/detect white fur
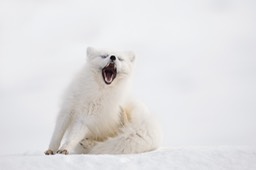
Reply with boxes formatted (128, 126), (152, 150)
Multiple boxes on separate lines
(45, 47), (162, 155)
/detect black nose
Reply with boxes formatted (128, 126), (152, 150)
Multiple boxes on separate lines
(110, 55), (116, 61)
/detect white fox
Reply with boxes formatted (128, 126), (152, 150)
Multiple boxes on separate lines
(45, 47), (162, 155)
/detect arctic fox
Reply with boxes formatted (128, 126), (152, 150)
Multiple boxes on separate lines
(45, 47), (162, 155)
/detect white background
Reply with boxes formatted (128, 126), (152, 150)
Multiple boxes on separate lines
(0, 0), (255, 155)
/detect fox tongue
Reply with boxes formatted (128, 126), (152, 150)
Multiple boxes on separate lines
(102, 62), (117, 85)
(105, 72), (113, 83)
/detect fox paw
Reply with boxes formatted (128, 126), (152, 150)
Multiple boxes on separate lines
(45, 149), (54, 155)
(57, 149), (69, 155)
(80, 138), (97, 149)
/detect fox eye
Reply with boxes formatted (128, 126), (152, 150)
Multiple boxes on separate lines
(101, 55), (108, 59)
(118, 57), (124, 61)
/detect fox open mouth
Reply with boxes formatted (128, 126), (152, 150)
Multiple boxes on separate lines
(102, 62), (117, 85)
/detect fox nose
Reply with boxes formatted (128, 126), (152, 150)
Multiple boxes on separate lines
(110, 55), (116, 61)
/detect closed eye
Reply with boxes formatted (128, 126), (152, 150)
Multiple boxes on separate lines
(101, 55), (108, 59)
(118, 57), (124, 61)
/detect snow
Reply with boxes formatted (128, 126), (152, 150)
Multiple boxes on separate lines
(1, 147), (256, 170)
(0, 0), (256, 169)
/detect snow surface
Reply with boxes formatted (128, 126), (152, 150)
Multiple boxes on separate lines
(1, 147), (256, 170)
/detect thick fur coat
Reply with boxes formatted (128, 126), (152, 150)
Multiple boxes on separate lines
(45, 47), (162, 155)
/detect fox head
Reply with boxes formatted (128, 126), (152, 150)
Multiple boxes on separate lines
(86, 47), (135, 86)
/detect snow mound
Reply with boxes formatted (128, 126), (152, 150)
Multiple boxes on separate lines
(1, 147), (256, 170)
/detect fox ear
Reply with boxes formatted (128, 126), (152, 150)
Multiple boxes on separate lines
(87, 47), (97, 59)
